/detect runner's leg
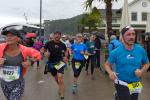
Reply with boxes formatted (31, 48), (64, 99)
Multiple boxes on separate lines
(115, 84), (131, 100)
(57, 73), (65, 98)
(131, 93), (139, 100)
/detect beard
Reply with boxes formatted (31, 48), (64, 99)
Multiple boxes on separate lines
(54, 37), (60, 41)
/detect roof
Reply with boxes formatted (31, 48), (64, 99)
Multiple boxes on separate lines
(129, 0), (150, 7)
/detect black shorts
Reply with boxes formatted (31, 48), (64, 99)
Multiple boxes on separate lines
(72, 59), (84, 77)
(115, 84), (139, 100)
(48, 62), (65, 77)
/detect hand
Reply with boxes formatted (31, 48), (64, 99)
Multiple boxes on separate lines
(22, 61), (30, 68)
(63, 57), (68, 63)
(108, 72), (117, 81)
(44, 51), (50, 58)
(135, 69), (143, 77)
(0, 58), (6, 66)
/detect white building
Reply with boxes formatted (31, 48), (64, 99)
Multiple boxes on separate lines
(99, 0), (150, 43)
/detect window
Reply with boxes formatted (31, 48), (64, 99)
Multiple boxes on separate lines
(142, 12), (147, 21)
(112, 19), (117, 23)
(131, 12), (137, 21)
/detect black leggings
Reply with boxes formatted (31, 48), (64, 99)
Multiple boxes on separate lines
(85, 55), (96, 75)
(115, 84), (139, 100)
(72, 59), (84, 77)
(95, 50), (100, 67)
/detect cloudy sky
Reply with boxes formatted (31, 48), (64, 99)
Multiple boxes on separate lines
(0, 0), (133, 27)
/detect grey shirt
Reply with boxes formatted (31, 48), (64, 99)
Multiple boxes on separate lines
(1, 52), (24, 84)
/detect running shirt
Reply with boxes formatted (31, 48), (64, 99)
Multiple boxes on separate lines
(108, 44), (149, 82)
(71, 43), (87, 60)
(108, 39), (121, 55)
(1, 53), (24, 84)
(86, 41), (95, 54)
(44, 40), (67, 63)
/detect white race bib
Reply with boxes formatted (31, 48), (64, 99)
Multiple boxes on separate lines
(54, 61), (65, 70)
(84, 54), (89, 60)
(114, 79), (143, 94)
(75, 62), (81, 69)
(128, 82), (143, 94)
(0, 66), (21, 82)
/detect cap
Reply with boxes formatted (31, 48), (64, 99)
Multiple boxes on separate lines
(76, 33), (82, 37)
(121, 26), (134, 35)
(1, 29), (21, 38)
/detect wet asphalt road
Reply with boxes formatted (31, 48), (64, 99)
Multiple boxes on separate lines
(0, 59), (150, 100)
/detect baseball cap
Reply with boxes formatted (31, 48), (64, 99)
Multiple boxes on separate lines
(1, 29), (21, 38)
(76, 33), (82, 37)
(121, 26), (134, 35)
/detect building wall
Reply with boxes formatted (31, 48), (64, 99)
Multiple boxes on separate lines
(129, 0), (150, 25)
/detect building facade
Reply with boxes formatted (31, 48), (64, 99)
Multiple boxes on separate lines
(99, 0), (150, 43)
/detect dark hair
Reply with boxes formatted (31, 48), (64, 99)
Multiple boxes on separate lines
(54, 31), (61, 35)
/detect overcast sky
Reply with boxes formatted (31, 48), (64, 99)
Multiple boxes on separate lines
(0, 0), (133, 27)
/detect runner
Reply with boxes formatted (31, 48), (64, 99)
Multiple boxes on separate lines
(104, 26), (149, 100)
(108, 35), (121, 55)
(41, 31), (68, 100)
(70, 33), (88, 94)
(32, 38), (43, 68)
(93, 33), (101, 69)
(85, 34), (96, 80)
(0, 29), (41, 100)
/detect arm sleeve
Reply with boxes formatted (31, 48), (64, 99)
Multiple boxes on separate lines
(27, 47), (42, 60)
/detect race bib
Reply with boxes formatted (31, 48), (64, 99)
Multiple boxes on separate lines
(75, 62), (81, 69)
(90, 45), (94, 48)
(128, 82), (143, 94)
(0, 66), (21, 82)
(54, 61), (65, 70)
(84, 54), (89, 60)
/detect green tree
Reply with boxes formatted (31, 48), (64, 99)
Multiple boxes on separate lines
(85, 0), (118, 39)
(80, 7), (103, 33)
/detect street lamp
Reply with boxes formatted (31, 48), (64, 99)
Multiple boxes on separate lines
(39, 0), (42, 38)
(23, 13), (28, 24)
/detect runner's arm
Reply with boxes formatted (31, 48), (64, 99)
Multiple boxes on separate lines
(104, 61), (117, 81)
(40, 43), (50, 58)
(63, 45), (69, 63)
(141, 63), (150, 72)
(104, 61), (113, 74)
(135, 63), (150, 77)
(0, 58), (6, 66)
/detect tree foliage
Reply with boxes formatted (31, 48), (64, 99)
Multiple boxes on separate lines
(80, 7), (103, 32)
(84, 0), (118, 40)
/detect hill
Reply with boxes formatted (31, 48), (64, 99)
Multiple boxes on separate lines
(44, 14), (84, 34)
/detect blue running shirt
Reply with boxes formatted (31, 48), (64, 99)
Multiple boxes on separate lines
(108, 44), (149, 82)
(71, 43), (87, 60)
